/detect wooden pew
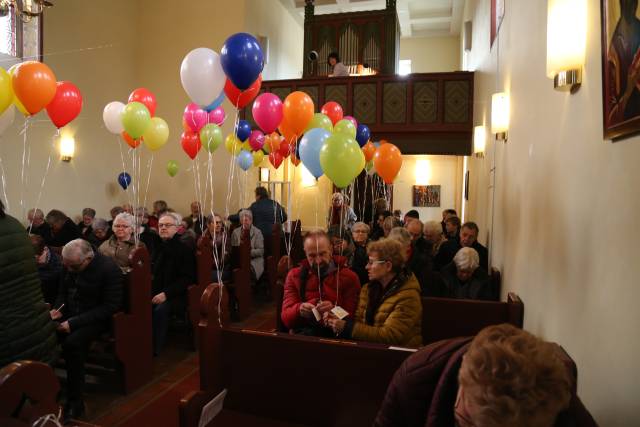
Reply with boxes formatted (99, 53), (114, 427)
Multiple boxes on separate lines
(421, 292), (523, 345)
(265, 223), (282, 300)
(111, 246), (153, 393)
(230, 227), (252, 319)
(179, 284), (413, 427)
(0, 361), (60, 426)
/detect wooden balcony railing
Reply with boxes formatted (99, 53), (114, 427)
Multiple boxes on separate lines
(241, 71), (474, 155)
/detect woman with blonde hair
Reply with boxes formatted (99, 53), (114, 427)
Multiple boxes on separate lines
(326, 238), (422, 347)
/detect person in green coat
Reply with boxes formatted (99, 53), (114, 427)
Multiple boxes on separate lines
(0, 199), (57, 367)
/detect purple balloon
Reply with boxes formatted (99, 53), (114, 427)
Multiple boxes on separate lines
(208, 107), (225, 125)
(252, 93), (283, 134)
(183, 103), (208, 132)
(249, 130), (265, 151)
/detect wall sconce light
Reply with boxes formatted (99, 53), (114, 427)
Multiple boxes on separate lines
(491, 92), (510, 141)
(473, 125), (486, 157)
(59, 135), (75, 162)
(546, 0), (586, 93)
(259, 167), (270, 182)
(415, 158), (431, 185)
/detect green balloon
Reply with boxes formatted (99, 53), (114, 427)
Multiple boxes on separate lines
(319, 133), (365, 188)
(333, 119), (356, 139)
(167, 160), (178, 177)
(200, 123), (223, 153)
(122, 101), (151, 139)
(305, 113), (333, 133)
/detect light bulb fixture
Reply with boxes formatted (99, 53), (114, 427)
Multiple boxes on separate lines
(259, 167), (270, 183)
(59, 135), (75, 162)
(491, 92), (510, 142)
(473, 125), (486, 158)
(546, 0), (586, 93)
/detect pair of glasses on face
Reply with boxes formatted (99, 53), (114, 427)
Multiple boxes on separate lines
(158, 223), (176, 229)
(366, 259), (387, 266)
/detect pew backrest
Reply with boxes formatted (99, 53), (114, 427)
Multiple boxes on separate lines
(196, 234), (214, 288)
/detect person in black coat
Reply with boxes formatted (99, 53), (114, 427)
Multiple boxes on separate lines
(151, 213), (196, 355)
(52, 239), (123, 419)
(77, 208), (95, 238)
(435, 221), (488, 272)
(30, 234), (63, 305)
(45, 209), (81, 247)
(440, 247), (494, 300)
(249, 186), (286, 256)
(27, 207), (51, 238)
(350, 222), (370, 286)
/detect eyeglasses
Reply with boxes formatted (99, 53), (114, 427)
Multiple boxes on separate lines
(158, 223), (177, 228)
(352, 230), (367, 233)
(113, 224), (130, 229)
(366, 259), (387, 265)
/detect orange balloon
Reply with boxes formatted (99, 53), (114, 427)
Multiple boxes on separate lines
(11, 61), (57, 115)
(264, 132), (281, 153)
(278, 118), (298, 145)
(362, 141), (376, 162)
(121, 131), (142, 148)
(282, 91), (314, 136)
(373, 143), (402, 184)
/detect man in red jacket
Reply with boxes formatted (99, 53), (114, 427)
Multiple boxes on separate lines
(281, 230), (361, 336)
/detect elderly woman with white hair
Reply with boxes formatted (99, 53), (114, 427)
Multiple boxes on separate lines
(328, 192), (357, 230)
(440, 247), (494, 300)
(99, 212), (145, 273)
(231, 209), (264, 280)
(423, 220), (446, 257)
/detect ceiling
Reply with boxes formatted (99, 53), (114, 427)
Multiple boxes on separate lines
(283, 0), (464, 38)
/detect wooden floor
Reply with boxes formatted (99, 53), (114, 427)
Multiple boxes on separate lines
(80, 299), (277, 427)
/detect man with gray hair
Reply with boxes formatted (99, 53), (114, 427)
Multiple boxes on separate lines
(45, 209), (81, 247)
(440, 247), (494, 300)
(231, 209), (264, 280)
(87, 218), (109, 248)
(51, 238), (122, 419)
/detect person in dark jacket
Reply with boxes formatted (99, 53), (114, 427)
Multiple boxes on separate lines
(374, 324), (597, 427)
(30, 234), (63, 305)
(435, 221), (488, 272)
(350, 222), (370, 286)
(249, 186), (286, 255)
(151, 213), (196, 355)
(86, 218), (110, 249)
(77, 208), (95, 238)
(440, 247), (495, 300)
(27, 207), (50, 238)
(45, 209), (81, 247)
(0, 199), (58, 369)
(52, 238), (123, 420)
(405, 220), (434, 291)
(440, 208), (457, 235)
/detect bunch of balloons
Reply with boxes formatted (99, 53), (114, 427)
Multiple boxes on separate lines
(0, 61), (83, 134)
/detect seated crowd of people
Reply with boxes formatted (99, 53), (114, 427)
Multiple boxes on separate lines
(1, 189), (582, 426)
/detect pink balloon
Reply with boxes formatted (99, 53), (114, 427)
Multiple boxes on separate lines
(343, 115), (358, 129)
(249, 130), (265, 151)
(252, 93), (283, 134)
(208, 106), (225, 125)
(183, 103), (208, 132)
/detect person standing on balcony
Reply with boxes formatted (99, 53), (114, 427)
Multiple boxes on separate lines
(328, 52), (349, 77)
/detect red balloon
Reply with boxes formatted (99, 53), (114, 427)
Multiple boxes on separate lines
(225, 75), (262, 109)
(278, 140), (291, 158)
(128, 88), (157, 117)
(121, 131), (142, 149)
(46, 81), (82, 128)
(321, 101), (344, 125)
(269, 151), (283, 169)
(181, 131), (201, 159)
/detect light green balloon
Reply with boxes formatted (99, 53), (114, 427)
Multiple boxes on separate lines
(333, 119), (356, 139)
(305, 113), (333, 133)
(167, 160), (178, 177)
(319, 133), (365, 188)
(122, 101), (151, 139)
(200, 123), (223, 153)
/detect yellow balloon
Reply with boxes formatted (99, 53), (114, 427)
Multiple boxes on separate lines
(143, 117), (170, 151)
(225, 134), (241, 155)
(252, 150), (264, 166)
(8, 65), (28, 116)
(241, 140), (252, 152)
(0, 68), (13, 114)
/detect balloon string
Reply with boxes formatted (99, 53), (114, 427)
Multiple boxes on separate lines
(0, 153), (9, 213)
(28, 129), (58, 234)
(19, 117), (29, 222)
(118, 138), (133, 210)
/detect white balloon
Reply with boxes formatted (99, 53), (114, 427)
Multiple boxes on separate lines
(103, 101), (125, 134)
(180, 48), (226, 107)
(0, 105), (15, 135)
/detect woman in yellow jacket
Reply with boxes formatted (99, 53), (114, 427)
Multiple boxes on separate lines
(327, 238), (422, 347)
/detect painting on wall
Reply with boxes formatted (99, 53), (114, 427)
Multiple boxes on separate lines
(413, 185), (440, 208)
(490, 0), (505, 47)
(601, 0), (640, 140)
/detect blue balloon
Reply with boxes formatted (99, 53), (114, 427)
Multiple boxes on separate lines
(236, 150), (254, 171)
(356, 124), (371, 147)
(299, 128), (331, 179)
(220, 32), (264, 90)
(118, 172), (131, 190)
(203, 91), (225, 112)
(236, 120), (251, 142)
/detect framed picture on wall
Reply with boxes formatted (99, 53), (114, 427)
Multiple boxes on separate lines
(490, 0), (505, 47)
(601, 0), (640, 140)
(413, 185), (441, 208)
